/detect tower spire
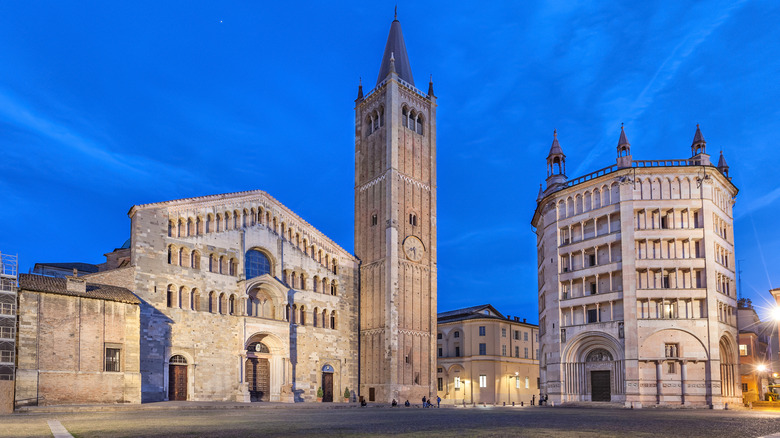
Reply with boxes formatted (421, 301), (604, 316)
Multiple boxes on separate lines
(546, 129), (567, 188)
(376, 14), (414, 86)
(691, 123), (706, 156)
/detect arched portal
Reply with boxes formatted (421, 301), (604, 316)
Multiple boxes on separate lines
(561, 332), (625, 403)
(322, 364), (335, 402)
(245, 341), (271, 402)
(168, 355), (188, 401)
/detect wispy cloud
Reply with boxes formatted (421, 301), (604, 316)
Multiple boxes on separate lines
(736, 184), (780, 219)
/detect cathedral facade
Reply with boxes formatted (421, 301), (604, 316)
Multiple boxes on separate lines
(533, 126), (740, 408)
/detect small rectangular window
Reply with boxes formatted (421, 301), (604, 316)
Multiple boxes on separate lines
(524, 332), (528, 341)
(502, 345), (507, 356)
(454, 376), (461, 390)
(516, 377), (520, 389)
(515, 346), (519, 358)
(437, 367), (443, 373)
(739, 344), (748, 356)
(455, 346), (460, 357)
(437, 333), (442, 339)
(438, 348), (443, 357)
(479, 375), (487, 388)
(524, 347), (528, 359)
(501, 328), (506, 337)
(514, 330), (519, 340)
(437, 378), (443, 391)
(525, 377), (530, 389)
(479, 326), (486, 336)
(667, 362), (676, 374)
(587, 309), (598, 323)
(479, 343), (486, 355)
(105, 348), (121, 372)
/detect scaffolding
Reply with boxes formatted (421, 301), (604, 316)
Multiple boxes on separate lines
(0, 252), (18, 381)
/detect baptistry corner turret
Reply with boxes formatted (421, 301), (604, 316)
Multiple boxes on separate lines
(616, 124), (633, 169)
(718, 150), (730, 179)
(546, 129), (567, 189)
(690, 124), (711, 165)
(427, 74), (435, 99)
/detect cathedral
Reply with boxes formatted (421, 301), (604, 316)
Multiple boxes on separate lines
(533, 126), (740, 408)
(11, 15), (436, 405)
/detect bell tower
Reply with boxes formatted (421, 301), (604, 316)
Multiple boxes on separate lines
(354, 13), (437, 403)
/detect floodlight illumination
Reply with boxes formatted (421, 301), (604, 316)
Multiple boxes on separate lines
(757, 364), (767, 372)
(771, 306), (780, 322)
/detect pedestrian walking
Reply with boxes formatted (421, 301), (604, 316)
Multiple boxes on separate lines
(437, 396), (441, 408)
(531, 394), (535, 406)
(422, 395), (427, 408)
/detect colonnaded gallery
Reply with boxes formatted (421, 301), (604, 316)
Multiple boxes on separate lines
(533, 126), (740, 408)
(11, 15), (437, 405)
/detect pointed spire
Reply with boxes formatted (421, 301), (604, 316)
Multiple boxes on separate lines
(537, 183), (544, 202)
(618, 123), (629, 148)
(427, 74), (435, 97)
(547, 129), (565, 158)
(691, 123), (706, 156)
(376, 13), (414, 86)
(718, 150), (728, 168)
(356, 77), (363, 101)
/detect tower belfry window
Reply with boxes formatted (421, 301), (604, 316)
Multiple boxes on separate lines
(409, 214), (417, 226)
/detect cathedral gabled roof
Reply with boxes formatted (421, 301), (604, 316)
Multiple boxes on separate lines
(376, 15), (414, 86)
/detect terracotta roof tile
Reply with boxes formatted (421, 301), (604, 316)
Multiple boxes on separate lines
(19, 274), (140, 305)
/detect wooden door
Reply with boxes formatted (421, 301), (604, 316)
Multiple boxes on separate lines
(322, 373), (333, 402)
(168, 365), (187, 401)
(591, 370), (611, 402)
(246, 358), (270, 402)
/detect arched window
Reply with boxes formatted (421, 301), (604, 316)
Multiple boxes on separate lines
(409, 213), (417, 226)
(229, 295), (235, 315)
(208, 291), (215, 313)
(178, 286), (186, 309)
(416, 115), (423, 135)
(331, 280), (337, 296)
(196, 217), (202, 235)
(191, 251), (200, 270)
(219, 293), (225, 314)
(167, 246), (173, 264)
(168, 220), (175, 237)
(247, 342), (269, 353)
(402, 107), (408, 128)
(178, 219), (184, 237)
(330, 311), (336, 330)
(313, 307), (319, 327)
(454, 331), (460, 338)
(216, 214), (222, 232)
(191, 289), (199, 311)
(229, 258), (237, 276)
(313, 276), (319, 292)
(187, 218), (193, 236)
(167, 285), (175, 308)
(322, 309), (328, 328)
(170, 355), (187, 365)
(206, 215), (213, 233)
(245, 250), (271, 280)
(299, 306), (306, 326)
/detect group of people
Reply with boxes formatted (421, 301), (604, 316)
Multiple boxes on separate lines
(390, 395), (441, 408)
(531, 394), (549, 406)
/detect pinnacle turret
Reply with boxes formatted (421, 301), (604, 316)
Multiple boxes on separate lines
(691, 124), (706, 156)
(617, 124), (632, 168)
(718, 150), (730, 178)
(546, 130), (567, 185)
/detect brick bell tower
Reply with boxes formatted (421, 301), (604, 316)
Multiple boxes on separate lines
(354, 12), (437, 403)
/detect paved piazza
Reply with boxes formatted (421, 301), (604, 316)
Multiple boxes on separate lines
(2, 404), (780, 437)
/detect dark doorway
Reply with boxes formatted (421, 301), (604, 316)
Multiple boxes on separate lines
(369, 387), (376, 401)
(246, 358), (270, 402)
(168, 364), (187, 401)
(591, 370), (611, 402)
(322, 372), (334, 402)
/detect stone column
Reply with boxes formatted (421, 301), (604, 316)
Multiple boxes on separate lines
(656, 361), (663, 404)
(681, 360), (687, 405)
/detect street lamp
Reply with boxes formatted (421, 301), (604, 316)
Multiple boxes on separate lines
(771, 307), (780, 322)
(757, 364), (767, 373)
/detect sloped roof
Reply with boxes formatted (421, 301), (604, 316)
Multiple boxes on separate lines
(618, 126), (629, 147)
(692, 124), (706, 146)
(19, 274), (140, 305)
(438, 304), (504, 323)
(33, 262), (99, 273)
(547, 130), (565, 158)
(376, 18), (414, 86)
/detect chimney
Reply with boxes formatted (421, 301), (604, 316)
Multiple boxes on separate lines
(514, 317), (520, 322)
(66, 275), (87, 293)
(506, 315), (511, 320)
(523, 318), (527, 323)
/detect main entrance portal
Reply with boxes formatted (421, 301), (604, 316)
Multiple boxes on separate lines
(246, 357), (270, 402)
(322, 364), (334, 402)
(591, 370), (611, 402)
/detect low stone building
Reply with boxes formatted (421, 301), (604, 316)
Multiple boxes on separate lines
(437, 305), (539, 406)
(14, 274), (141, 406)
(738, 299), (773, 403)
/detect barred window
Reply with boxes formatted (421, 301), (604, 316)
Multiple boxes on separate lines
(105, 348), (121, 372)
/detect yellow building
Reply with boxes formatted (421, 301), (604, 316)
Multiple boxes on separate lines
(437, 305), (539, 406)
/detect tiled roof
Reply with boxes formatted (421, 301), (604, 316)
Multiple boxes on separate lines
(19, 274), (140, 305)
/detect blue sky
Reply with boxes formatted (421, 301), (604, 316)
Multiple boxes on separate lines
(1, 1), (779, 322)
